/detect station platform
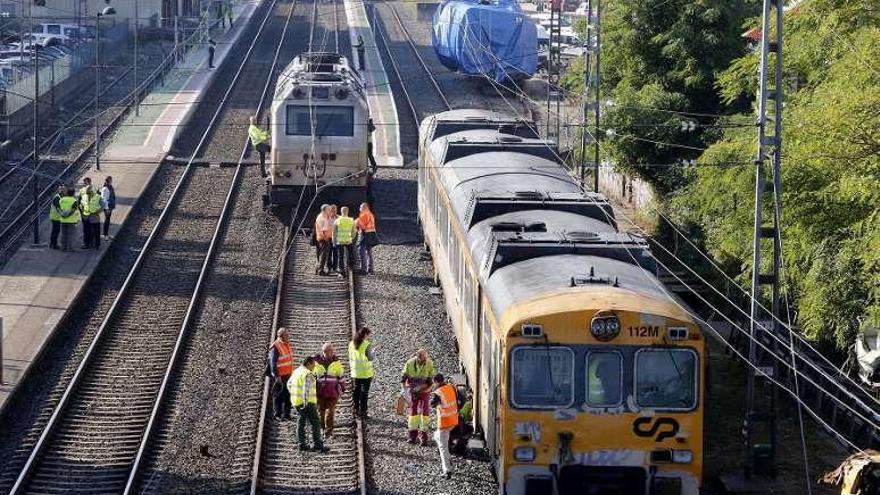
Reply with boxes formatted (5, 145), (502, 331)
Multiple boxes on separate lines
(0, 0), (260, 413)
(345, 0), (403, 167)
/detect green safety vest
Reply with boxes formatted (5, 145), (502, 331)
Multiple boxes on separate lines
(348, 340), (374, 379)
(49, 193), (61, 222)
(80, 192), (101, 216)
(334, 216), (355, 245)
(403, 357), (435, 381)
(460, 400), (473, 423)
(248, 124), (269, 146)
(288, 366), (317, 407)
(314, 359), (345, 378)
(58, 196), (80, 224)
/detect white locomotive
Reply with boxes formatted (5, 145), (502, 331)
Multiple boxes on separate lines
(265, 52), (372, 220)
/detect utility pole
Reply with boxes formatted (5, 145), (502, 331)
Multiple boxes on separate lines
(745, 0), (784, 480)
(134, 0), (140, 116)
(546, 0), (561, 141)
(592, 0), (600, 193)
(32, 46), (40, 245)
(578, 0), (592, 185)
(578, 0), (601, 191)
(94, 14), (101, 171)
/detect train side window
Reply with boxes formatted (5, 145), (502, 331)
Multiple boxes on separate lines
(586, 351), (623, 407)
(634, 349), (698, 411)
(510, 347), (574, 409)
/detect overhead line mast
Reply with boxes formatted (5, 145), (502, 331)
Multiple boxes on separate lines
(745, 0), (785, 478)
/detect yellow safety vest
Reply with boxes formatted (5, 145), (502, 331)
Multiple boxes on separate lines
(248, 124), (269, 146)
(403, 357), (435, 381)
(59, 196), (80, 224)
(80, 192), (101, 216)
(288, 366), (317, 407)
(49, 194), (61, 221)
(334, 216), (355, 245)
(314, 359), (345, 378)
(348, 340), (374, 379)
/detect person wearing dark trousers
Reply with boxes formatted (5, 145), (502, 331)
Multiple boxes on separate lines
(289, 356), (329, 452)
(79, 177), (92, 248)
(227, 4), (234, 29)
(348, 327), (374, 418)
(354, 35), (366, 71)
(80, 185), (103, 250)
(100, 176), (115, 239)
(268, 327), (294, 420)
(248, 115), (270, 177)
(207, 39), (216, 69)
(49, 184), (65, 249)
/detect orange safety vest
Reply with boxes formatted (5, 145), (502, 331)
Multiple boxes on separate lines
(315, 213), (334, 241)
(272, 339), (294, 377)
(356, 210), (376, 232)
(435, 384), (459, 430)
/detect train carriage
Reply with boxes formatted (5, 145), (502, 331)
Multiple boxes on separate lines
(265, 52), (372, 221)
(418, 109), (706, 495)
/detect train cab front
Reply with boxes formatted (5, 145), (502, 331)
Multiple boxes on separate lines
(500, 307), (705, 495)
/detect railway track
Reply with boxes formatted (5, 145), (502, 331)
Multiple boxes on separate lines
(5, 1), (284, 492)
(251, 230), (365, 495)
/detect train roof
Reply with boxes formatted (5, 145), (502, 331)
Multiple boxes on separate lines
(421, 110), (539, 142)
(485, 254), (670, 319)
(275, 52), (365, 101)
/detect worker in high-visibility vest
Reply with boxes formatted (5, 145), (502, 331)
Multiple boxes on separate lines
(349, 326), (374, 418)
(401, 349), (436, 445)
(430, 374), (459, 479)
(78, 177), (93, 248)
(355, 202), (378, 275)
(248, 115), (270, 177)
(332, 206), (357, 275)
(58, 187), (81, 252)
(314, 342), (345, 436)
(268, 327), (294, 420)
(80, 184), (104, 250)
(288, 356), (329, 452)
(49, 184), (65, 250)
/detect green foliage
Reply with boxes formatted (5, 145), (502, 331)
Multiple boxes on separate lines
(673, 12), (880, 351)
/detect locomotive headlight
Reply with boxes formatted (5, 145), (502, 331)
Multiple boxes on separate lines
(514, 447), (536, 462)
(672, 450), (693, 463)
(590, 312), (620, 342)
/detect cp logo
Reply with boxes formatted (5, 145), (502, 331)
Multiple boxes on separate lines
(632, 417), (680, 442)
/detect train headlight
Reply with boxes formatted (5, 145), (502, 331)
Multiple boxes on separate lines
(672, 450), (693, 463)
(590, 311), (620, 342)
(514, 447), (536, 462)
(335, 87), (349, 100)
(292, 86), (305, 99)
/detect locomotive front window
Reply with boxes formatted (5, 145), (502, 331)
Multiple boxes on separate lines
(511, 347), (574, 409)
(286, 105), (354, 137)
(635, 349), (697, 410)
(586, 351), (622, 407)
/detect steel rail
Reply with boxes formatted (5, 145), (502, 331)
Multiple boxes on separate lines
(8, 0), (281, 492)
(125, 0), (297, 488)
(384, 2), (451, 111)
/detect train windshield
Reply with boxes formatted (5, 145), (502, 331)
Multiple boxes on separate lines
(586, 351), (622, 406)
(286, 104), (354, 137)
(635, 349), (697, 410)
(510, 347), (574, 408)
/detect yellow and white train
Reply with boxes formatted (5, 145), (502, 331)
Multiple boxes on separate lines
(418, 109), (706, 495)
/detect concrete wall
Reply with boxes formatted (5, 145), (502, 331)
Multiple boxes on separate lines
(598, 164), (658, 222)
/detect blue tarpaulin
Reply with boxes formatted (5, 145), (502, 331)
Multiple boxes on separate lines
(432, 0), (538, 83)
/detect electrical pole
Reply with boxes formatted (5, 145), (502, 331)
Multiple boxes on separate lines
(134, 0), (140, 117)
(578, 0), (592, 185)
(546, 0), (561, 141)
(745, 0), (784, 479)
(578, 0), (601, 192)
(592, 0), (600, 193)
(32, 45), (39, 244)
(94, 14), (101, 171)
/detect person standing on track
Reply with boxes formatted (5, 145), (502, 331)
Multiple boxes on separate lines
(356, 202), (377, 275)
(401, 349), (436, 445)
(314, 342), (345, 437)
(354, 35), (366, 71)
(328, 205), (339, 271)
(268, 327), (294, 420)
(49, 184), (65, 250)
(332, 206), (356, 276)
(100, 176), (115, 240)
(348, 326), (374, 418)
(289, 356), (330, 453)
(248, 115), (271, 178)
(314, 204), (334, 275)
(431, 374), (459, 479)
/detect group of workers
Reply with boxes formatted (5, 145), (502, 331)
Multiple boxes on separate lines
(267, 326), (472, 478)
(314, 202), (377, 276)
(48, 176), (116, 252)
